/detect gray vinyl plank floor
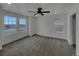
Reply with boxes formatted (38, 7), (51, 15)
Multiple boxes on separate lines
(0, 36), (76, 56)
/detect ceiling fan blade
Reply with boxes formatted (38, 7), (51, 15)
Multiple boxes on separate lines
(34, 13), (38, 15)
(42, 11), (50, 13)
(40, 13), (44, 16)
(28, 11), (36, 13)
(34, 13), (44, 16)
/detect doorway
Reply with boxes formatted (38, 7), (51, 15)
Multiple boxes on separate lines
(71, 13), (76, 48)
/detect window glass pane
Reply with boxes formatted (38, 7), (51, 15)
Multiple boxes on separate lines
(4, 16), (8, 24)
(9, 16), (11, 24)
(19, 17), (27, 31)
(19, 18), (26, 25)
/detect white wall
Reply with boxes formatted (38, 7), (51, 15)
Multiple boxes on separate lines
(76, 5), (79, 56)
(28, 16), (37, 36)
(36, 14), (67, 40)
(0, 9), (3, 50)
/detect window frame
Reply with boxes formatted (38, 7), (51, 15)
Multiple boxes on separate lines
(3, 15), (17, 32)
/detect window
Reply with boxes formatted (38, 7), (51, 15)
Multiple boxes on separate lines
(4, 16), (16, 32)
(19, 17), (26, 31)
(54, 18), (64, 32)
(3, 16), (27, 32)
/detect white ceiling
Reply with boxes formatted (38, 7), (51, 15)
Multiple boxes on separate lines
(0, 3), (78, 16)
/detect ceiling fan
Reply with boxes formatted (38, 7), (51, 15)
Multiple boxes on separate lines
(28, 7), (50, 16)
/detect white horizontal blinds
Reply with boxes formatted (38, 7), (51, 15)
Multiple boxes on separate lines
(54, 18), (64, 32)
(4, 15), (17, 32)
(4, 16), (16, 25)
